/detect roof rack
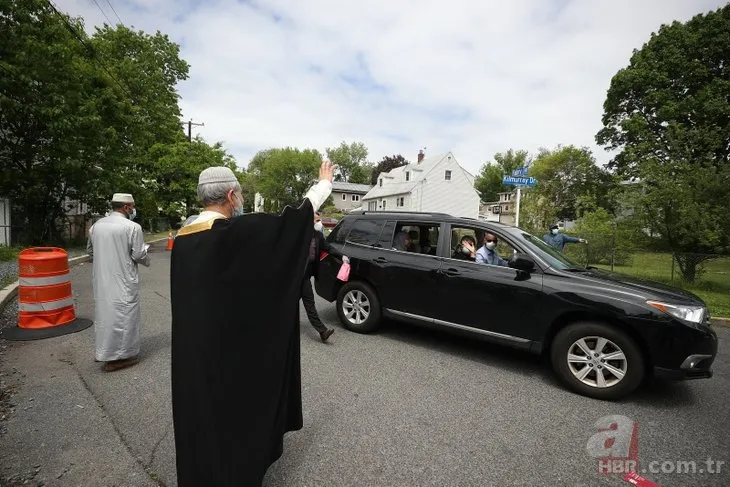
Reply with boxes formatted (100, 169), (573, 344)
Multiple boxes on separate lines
(349, 210), (454, 218)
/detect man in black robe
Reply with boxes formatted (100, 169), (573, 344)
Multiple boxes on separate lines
(170, 161), (334, 486)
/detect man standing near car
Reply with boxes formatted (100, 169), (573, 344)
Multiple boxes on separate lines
(170, 161), (334, 486)
(543, 224), (587, 252)
(302, 211), (335, 342)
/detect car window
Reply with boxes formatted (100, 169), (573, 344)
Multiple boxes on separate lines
(389, 222), (440, 255)
(346, 219), (385, 246)
(328, 218), (354, 244)
(519, 232), (580, 270)
(378, 221), (396, 248)
(448, 226), (517, 267)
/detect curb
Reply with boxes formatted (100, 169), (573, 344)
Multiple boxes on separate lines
(0, 237), (168, 312)
(711, 317), (730, 328)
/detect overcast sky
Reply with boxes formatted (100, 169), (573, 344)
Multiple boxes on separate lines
(55, 0), (725, 175)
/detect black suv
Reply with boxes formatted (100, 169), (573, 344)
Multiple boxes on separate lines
(315, 211), (718, 400)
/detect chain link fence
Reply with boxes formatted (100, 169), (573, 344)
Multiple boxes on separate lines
(558, 231), (730, 317)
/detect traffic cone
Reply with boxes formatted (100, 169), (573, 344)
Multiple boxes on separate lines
(166, 231), (174, 251)
(1, 247), (93, 341)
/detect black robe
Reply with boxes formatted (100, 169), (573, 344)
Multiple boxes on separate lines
(170, 200), (314, 486)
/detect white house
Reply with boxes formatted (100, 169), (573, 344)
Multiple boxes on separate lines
(331, 182), (373, 213)
(362, 151), (480, 218)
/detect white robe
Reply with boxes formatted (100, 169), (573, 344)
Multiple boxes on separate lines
(87, 212), (150, 361)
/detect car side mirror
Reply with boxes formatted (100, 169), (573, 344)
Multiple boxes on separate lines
(509, 253), (535, 272)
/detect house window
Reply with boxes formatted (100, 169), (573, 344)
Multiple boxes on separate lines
(352, 195), (359, 202)
(382, 200), (387, 209)
(342, 194), (347, 201)
(405, 172), (410, 182)
(505, 205), (509, 212)
(379, 179), (383, 187)
(368, 201), (377, 211)
(397, 197), (405, 207)
(445, 170), (452, 181)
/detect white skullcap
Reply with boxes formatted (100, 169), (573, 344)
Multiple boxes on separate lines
(198, 166), (238, 185)
(112, 193), (135, 204)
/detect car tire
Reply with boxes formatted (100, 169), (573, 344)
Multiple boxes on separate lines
(336, 281), (381, 333)
(550, 322), (645, 400)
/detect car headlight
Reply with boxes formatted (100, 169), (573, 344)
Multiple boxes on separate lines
(647, 300), (706, 324)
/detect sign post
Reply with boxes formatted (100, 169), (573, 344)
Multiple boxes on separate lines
(502, 168), (536, 228)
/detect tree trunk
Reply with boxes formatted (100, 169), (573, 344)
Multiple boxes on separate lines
(674, 253), (712, 283)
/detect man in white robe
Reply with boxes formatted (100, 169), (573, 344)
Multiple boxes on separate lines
(87, 193), (150, 371)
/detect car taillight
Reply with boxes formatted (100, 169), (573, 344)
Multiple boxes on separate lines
(319, 251), (328, 261)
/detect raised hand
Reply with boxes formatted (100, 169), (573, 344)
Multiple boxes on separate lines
(319, 160), (335, 183)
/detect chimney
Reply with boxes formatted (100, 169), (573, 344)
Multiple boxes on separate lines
(417, 149), (425, 163)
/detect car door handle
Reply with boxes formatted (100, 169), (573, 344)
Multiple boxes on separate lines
(441, 268), (460, 277)
(374, 257), (388, 264)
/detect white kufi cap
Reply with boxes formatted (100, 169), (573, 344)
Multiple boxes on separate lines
(198, 166), (238, 185)
(112, 193), (135, 204)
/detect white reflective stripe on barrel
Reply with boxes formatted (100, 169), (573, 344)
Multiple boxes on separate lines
(19, 273), (70, 287)
(18, 297), (75, 312)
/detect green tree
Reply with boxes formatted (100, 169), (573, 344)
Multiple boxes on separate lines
(148, 136), (237, 221)
(325, 141), (371, 184)
(474, 149), (530, 202)
(0, 0), (189, 244)
(527, 145), (616, 223)
(595, 4), (730, 282)
(371, 154), (408, 185)
(248, 147), (322, 208)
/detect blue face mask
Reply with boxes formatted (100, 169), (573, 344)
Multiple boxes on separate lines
(129, 208), (137, 220)
(231, 195), (244, 218)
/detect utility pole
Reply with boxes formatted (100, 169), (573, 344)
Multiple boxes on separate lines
(182, 119), (204, 141)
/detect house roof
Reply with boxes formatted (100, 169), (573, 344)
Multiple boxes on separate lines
(331, 181), (373, 194)
(363, 152), (460, 200)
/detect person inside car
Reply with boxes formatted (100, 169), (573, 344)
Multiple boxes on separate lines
(393, 231), (411, 251)
(476, 232), (508, 267)
(454, 235), (477, 261)
(407, 230), (421, 253)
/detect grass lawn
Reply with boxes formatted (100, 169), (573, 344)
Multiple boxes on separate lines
(593, 252), (730, 318)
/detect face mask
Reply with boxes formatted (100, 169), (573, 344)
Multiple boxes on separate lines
(485, 242), (496, 250)
(231, 195), (244, 217)
(551, 228), (559, 235)
(129, 208), (137, 220)
(314, 222), (323, 232)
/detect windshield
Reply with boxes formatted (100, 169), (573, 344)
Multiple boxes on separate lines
(517, 232), (584, 270)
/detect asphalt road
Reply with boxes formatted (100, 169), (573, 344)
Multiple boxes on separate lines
(1, 243), (729, 487)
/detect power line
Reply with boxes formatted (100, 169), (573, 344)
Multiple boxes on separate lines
(105, 0), (124, 26)
(43, 0), (135, 103)
(91, 0), (113, 26)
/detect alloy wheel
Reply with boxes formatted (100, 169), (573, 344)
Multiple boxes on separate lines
(342, 290), (370, 325)
(566, 336), (628, 388)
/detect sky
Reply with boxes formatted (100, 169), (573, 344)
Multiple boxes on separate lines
(56, 0), (726, 175)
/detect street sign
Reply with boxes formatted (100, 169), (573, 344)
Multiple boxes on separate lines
(512, 167), (529, 177)
(502, 175), (537, 187)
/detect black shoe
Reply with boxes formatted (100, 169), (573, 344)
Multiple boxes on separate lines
(319, 328), (334, 343)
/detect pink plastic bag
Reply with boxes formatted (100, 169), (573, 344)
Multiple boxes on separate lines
(336, 256), (351, 281)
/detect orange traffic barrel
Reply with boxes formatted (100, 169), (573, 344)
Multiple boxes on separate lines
(166, 232), (174, 251)
(1, 247), (92, 341)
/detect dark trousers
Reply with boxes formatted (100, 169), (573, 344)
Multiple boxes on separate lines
(301, 272), (327, 333)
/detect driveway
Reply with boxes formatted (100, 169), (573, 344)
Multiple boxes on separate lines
(1, 242), (728, 486)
